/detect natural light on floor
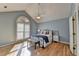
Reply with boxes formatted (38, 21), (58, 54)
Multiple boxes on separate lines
(7, 41), (31, 56)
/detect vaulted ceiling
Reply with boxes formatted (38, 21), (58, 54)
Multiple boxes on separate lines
(0, 3), (72, 23)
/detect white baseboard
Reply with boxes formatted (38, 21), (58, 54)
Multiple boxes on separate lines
(54, 40), (69, 45)
(0, 39), (27, 47)
(59, 41), (69, 45)
(0, 41), (16, 47)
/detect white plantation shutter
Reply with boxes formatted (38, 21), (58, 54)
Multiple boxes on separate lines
(16, 16), (30, 40)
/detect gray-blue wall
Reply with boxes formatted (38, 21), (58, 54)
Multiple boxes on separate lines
(38, 17), (69, 43)
(24, 12), (38, 35)
(0, 11), (37, 46)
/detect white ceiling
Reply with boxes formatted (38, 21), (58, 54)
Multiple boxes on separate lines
(0, 3), (72, 23)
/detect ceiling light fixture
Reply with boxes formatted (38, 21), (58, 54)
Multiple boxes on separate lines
(36, 3), (41, 20)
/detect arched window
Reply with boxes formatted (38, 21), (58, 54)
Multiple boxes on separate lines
(16, 16), (30, 40)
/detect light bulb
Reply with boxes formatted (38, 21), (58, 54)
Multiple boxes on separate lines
(36, 16), (41, 19)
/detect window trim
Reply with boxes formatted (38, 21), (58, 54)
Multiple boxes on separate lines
(16, 16), (30, 41)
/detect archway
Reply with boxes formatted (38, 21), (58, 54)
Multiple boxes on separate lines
(16, 16), (30, 40)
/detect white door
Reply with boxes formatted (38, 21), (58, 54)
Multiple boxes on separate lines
(69, 16), (74, 54)
(69, 14), (77, 55)
(73, 15), (77, 55)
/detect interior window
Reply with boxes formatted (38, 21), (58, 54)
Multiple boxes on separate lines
(16, 16), (30, 40)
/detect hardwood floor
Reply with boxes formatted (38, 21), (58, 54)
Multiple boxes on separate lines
(0, 44), (14, 56)
(0, 41), (73, 56)
(31, 42), (73, 56)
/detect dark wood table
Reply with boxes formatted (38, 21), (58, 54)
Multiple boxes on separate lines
(35, 41), (40, 49)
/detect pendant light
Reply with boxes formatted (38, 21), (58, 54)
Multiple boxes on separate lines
(36, 3), (41, 20)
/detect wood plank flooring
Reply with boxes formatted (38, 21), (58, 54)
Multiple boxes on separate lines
(0, 41), (73, 56)
(31, 42), (73, 56)
(0, 44), (14, 56)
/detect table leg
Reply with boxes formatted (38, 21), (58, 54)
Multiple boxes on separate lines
(35, 43), (36, 49)
(39, 41), (40, 48)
